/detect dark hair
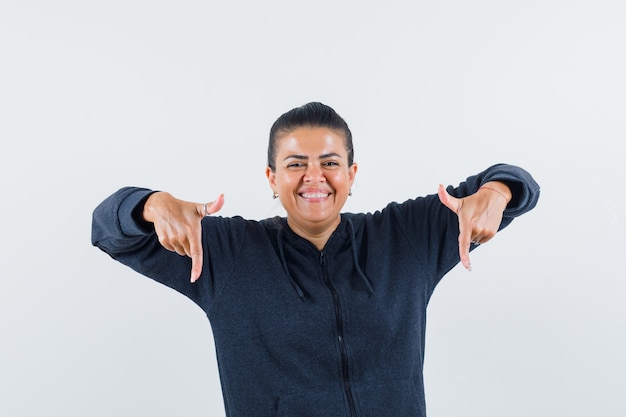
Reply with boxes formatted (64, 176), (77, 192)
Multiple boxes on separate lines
(267, 102), (354, 171)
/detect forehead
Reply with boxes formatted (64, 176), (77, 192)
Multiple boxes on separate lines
(276, 127), (347, 156)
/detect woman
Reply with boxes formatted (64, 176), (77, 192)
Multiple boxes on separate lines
(92, 102), (540, 417)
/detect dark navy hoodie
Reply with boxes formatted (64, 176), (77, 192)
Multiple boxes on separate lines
(92, 164), (540, 417)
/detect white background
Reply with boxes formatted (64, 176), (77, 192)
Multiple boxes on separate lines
(1, 0), (625, 416)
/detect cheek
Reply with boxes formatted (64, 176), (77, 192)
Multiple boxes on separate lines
(330, 171), (352, 188)
(276, 172), (299, 190)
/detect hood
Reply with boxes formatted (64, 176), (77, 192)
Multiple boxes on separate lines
(274, 216), (375, 300)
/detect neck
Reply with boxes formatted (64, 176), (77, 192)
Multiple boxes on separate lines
(286, 216), (341, 250)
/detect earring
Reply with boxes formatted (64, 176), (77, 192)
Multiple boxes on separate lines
(348, 189), (352, 197)
(272, 192), (279, 199)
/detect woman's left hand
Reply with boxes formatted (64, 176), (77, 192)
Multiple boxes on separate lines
(438, 181), (511, 271)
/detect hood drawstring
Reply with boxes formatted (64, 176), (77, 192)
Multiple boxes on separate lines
(347, 218), (375, 297)
(276, 227), (305, 300)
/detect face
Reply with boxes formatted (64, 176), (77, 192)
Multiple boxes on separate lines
(266, 126), (357, 238)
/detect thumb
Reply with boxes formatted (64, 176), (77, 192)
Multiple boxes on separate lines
(203, 194), (225, 216)
(438, 184), (462, 214)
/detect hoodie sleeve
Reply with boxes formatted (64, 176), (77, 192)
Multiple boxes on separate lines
(389, 163), (540, 293)
(446, 163), (540, 218)
(91, 186), (209, 311)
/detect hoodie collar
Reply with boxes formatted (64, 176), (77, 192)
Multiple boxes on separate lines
(275, 216), (375, 300)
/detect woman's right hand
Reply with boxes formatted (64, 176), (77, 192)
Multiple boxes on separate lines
(143, 192), (225, 283)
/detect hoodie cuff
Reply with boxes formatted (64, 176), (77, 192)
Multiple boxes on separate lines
(480, 164), (540, 218)
(118, 188), (158, 236)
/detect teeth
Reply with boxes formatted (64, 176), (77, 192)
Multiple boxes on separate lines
(301, 192), (329, 199)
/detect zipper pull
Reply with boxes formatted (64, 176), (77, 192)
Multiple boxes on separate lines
(319, 251), (325, 266)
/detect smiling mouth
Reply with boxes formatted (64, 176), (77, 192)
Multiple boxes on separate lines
(299, 192), (331, 199)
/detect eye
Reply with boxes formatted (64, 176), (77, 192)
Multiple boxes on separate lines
(322, 161), (340, 167)
(287, 162), (306, 168)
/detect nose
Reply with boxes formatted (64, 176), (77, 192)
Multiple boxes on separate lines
(303, 163), (325, 183)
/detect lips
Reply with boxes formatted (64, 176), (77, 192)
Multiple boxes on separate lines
(298, 188), (332, 200)
(300, 192), (331, 199)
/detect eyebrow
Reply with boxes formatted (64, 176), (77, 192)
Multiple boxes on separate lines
(283, 153), (343, 161)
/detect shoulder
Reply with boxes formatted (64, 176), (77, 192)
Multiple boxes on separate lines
(201, 215), (284, 240)
(343, 194), (440, 231)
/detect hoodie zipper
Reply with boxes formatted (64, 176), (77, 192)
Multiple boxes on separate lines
(320, 250), (357, 417)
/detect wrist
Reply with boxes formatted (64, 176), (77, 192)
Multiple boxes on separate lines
(479, 181), (512, 204)
(142, 191), (168, 223)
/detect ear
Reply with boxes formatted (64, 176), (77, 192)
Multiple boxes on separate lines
(266, 166), (276, 189)
(348, 162), (358, 186)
